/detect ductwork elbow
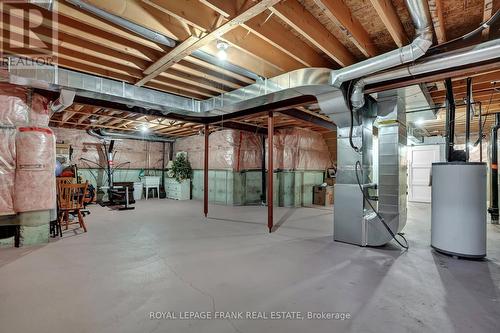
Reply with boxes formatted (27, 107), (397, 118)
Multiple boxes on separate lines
(350, 28), (433, 109)
(350, 80), (367, 109)
(331, 0), (433, 108)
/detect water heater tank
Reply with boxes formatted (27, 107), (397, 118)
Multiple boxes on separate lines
(431, 162), (487, 258)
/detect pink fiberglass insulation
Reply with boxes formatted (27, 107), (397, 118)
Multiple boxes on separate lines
(0, 83), (29, 125)
(30, 93), (50, 126)
(174, 129), (262, 170)
(266, 128), (331, 170)
(51, 127), (169, 169)
(14, 127), (56, 212)
(0, 128), (16, 215)
(174, 128), (331, 171)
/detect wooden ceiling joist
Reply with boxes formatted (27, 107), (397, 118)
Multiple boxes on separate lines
(312, 0), (378, 57)
(243, 12), (331, 68)
(428, 0), (447, 44)
(222, 27), (304, 72)
(269, 0), (355, 67)
(136, 0), (282, 85)
(482, 0), (494, 39)
(369, 0), (408, 47)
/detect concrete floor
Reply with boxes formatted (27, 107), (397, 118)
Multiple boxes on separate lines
(0, 200), (499, 333)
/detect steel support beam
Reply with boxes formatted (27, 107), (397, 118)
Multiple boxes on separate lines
(204, 124), (209, 217)
(278, 108), (336, 130)
(261, 134), (266, 204)
(267, 111), (274, 233)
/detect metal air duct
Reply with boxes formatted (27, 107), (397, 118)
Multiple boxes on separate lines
(87, 129), (175, 143)
(353, 38), (500, 92)
(49, 89), (75, 113)
(65, 0), (176, 48)
(332, 0), (433, 109)
(64, 0), (262, 81)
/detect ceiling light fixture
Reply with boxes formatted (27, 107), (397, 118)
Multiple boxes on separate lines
(140, 125), (149, 133)
(415, 119), (425, 127)
(216, 40), (229, 61)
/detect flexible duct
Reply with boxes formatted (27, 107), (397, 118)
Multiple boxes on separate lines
(87, 129), (175, 143)
(329, 0), (433, 109)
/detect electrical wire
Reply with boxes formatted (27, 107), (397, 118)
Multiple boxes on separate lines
(355, 160), (409, 250)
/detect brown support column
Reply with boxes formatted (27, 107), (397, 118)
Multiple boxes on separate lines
(267, 112), (274, 233)
(204, 124), (209, 217)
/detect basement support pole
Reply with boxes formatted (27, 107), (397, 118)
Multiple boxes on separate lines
(261, 134), (266, 204)
(489, 114), (500, 224)
(479, 104), (483, 162)
(445, 78), (456, 162)
(204, 124), (209, 218)
(267, 112), (274, 233)
(465, 77), (472, 161)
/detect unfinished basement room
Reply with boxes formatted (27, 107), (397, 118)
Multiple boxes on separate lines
(1, 0), (500, 332)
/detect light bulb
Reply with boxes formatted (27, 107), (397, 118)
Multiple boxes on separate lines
(217, 49), (227, 60)
(415, 119), (425, 127)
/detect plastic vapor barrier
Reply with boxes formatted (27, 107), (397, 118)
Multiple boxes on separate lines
(174, 130), (263, 170)
(51, 127), (170, 170)
(14, 127), (56, 212)
(0, 83), (55, 215)
(0, 128), (16, 214)
(174, 128), (331, 171)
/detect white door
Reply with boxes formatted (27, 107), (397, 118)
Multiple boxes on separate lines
(408, 145), (441, 203)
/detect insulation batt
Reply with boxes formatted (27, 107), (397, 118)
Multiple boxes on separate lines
(0, 129), (16, 214)
(14, 127), (56, 212)
(51, 127), (169, 169)
(174, 128), (331, 171)
(174, 130), (262, 170)
(30, 93), (50, 126)
(0, 83), (29, 125)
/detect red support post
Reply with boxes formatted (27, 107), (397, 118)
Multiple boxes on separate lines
(267, 112), (274, 233)
(204, 124), (209, 217)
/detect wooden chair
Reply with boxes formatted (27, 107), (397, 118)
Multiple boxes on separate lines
(56, 177), (75, 188)
(52, 177), (76, 237)
(57, 182), (89, 234)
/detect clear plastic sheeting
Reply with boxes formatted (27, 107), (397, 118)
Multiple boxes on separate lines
(30, 93), (50, 126)
(0, 83), (29, 125)
(269, 128), (331, 170)
(14, 127), (56, 213)
(51, 127), (170, 170)
(174, 130), (263, 170)
(0, 84), (50, 126)
(175, 128), (331, 171)
(0, 128), (16, 215)
(0, 82), (56, 215)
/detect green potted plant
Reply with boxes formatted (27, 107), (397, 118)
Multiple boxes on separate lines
(171, 153), (192, 183)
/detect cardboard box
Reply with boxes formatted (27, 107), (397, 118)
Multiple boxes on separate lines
(313, 185), (334, 205)
(325, 177), (336, 186)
